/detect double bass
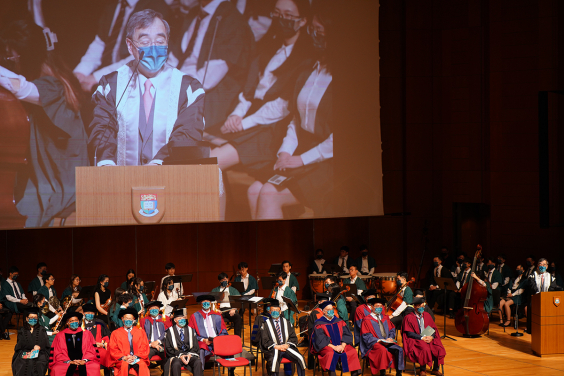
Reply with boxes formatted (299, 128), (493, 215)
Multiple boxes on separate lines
(454, 245), (489, 336)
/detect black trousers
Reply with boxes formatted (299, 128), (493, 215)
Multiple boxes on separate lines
(390, 313), (404, 329)
(346, 300), (357, 321)
(0, 310), (12, 333)
(164, 355), (203, 376)
(222, 311), (243, 337)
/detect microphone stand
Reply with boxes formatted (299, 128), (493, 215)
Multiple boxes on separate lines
(510, 299), (524, 337)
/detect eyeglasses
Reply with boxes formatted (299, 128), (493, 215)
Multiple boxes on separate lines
(270, 10), (302, 21)
(130, 38), (167, 48)
(2, 55), (20, 63)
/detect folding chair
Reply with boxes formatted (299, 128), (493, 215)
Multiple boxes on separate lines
(213, 335), (252, 376)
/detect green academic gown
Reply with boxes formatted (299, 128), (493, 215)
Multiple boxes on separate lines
(234, 275), (259, 294)
(133, 293), (149, 312)
(15, 76), (89, 228)
(120, 281), (129, 290)
(269, 286), (298, 325)
(27, 276), (43, 295)
(39, 313), (57, 345)
(112, 306), (126, 328)
(336, 296), (348, 321)
(211, 286), (241, 300)
(343, 276), (367, 292)
(37, 286), (57, 303)
(288, 274), (300, 291)
(1, 280), (26, 313)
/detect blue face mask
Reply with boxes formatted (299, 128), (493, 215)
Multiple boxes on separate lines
(278, 280), (284, 286)
(28, 318), (38, 326)
(202, 301), (211, 310)
(168, 285), (174, 291)
(103, 282), (109, 288)
(139, 286), (144, 292)
(177, 319), (187, 327)
(221, 281), (228, 287)
(149, 309), (159, 317)
(123, 320), (134, 328)
(69, 321), (80, 330)
(85, 314), (95, 321)
(266, 306), (271, 312)
(539, 266), (547, 273)
(137, 45), (168, 74)
(326, 309), (335, 318)
(374, 307), (383, 315)
(417, 307), (425, 314)
(270, 310), (280, 319)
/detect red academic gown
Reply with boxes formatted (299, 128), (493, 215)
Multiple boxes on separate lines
(188, 309), (228, 359)
(85, 320), (111, 368)
(360, 315), (404, 373)
(402, 311), (446, 368)
(50, 328), (100, 376)
(311, 316), (361, 372)
(109, 327), (150, 376)
(353, 304), (371, 346)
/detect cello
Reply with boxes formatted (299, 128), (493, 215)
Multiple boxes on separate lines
(454, 245), (489, 337)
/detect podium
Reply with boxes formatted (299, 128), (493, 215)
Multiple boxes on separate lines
(76, 165), (220, 226)
(531, 291), (564, 356)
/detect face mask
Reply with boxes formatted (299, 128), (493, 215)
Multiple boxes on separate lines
(150, 309), (159, 317)
(12, 275), (19, 280)
(85, 314), (95, 321)
(362, 252), (368, 257)
(276, 17), (300, 38)
(177, 319), (187, 327)
(28, 318), (38, 326)
(497, 259), (503, 264)
(316, 255), (323, 260)
(139, 286), (144, 292)
(526, 261), (533, 267)
(123, 320), (134, 328)
(202, 302), (211, 310)
(69, 322), (80, 330)
(128, 302), (133, 308)
(311, 31), (326, 52)
(221, 281), (228, 287)
(417, 307), (425, 314)
(396, 279), (402, 285)
(103, 282), (109, 287)
(41, 270), (47, 276)
(168, 285), (174, 291)
(137, 45), (168, 74)
(374, 307), (383, 315)
(457, 259), (463, 265)
(539, 266), (547, 273)
(278, 280), (284, 286)
(325, 283), (330, 289)
(326, 309), (335, 318)
(433, 261), (439, 267)
(516, 270), (523, 276)
(270, 310), (281, 319)
(488, 264), (495, 270)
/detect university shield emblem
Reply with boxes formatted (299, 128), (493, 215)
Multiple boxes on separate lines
(131, 187), (165, 224)
(555, 297), (561, 307)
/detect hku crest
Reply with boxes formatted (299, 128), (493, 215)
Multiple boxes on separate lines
(132, 187), (165, 224)
(555, 296), (561, 307)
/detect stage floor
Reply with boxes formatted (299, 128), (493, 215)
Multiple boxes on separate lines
(1, 302), (563, 375)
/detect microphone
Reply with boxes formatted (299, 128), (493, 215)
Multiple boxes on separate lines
(94, 51), (145, 166)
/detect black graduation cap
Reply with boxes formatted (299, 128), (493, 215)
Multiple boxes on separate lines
(82, 303), (97, 313)
(196, 294), (216, 303)
(172, 309), (185, 318)
(412, 297), (426, 306)
(146, 301), (163, 309)
(362, 289), (378, 298)
(316, 293), (331, 301)
(269, 299), (280, 307)
(319, 301), (336, 310)
(367, 297), (386, 305)
(262, 298), (277, 306)
(24, 307), (40, 317)
(62, 311), (83, 324)
(118, 307), (139, 320)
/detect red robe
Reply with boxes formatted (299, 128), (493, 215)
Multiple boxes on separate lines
(50, 328), (100, 376)
(360, 315), (404, 373)
(85, 321), (111, 368)
(311, 316), (360, 372)
(402, 312), (446, 368)
(109, 327), (150, 376)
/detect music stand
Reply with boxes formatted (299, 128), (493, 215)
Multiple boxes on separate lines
(260, 276), (278, 290)
(144, 281), (156, 299)
(268, 264), (282, 275)
(328, 264), (344, 274)
(171, 275), (192, 296)
(435, 277), (457, 341)
(343, 284), (358, 297)
(231, 281), (245, 294)
(170, 299), (189, 311)
(282, 296), (300, 328)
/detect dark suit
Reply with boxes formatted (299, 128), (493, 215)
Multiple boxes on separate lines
(163, 325), (202, 376)
(333, 256), (354, 273)
(261, 317), (306, 376)
(497, 264), (513, 288)
(425, 265), (455, 312)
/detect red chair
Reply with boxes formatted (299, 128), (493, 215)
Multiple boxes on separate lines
(213, 335), (252, 376)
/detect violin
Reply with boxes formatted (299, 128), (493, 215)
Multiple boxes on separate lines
(454, 245), (489, 337)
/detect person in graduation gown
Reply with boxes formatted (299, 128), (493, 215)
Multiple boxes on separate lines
(360, 298), (404, 376)
(342, 264), (366, 318)
(270, 271), (298, 325)
(261, 300), (306, 376)
(251, 298), (276, 347)
(526, 258), (563, 334)
(311, 249), (327, 274)
(235, 262), (258, 316)
(211, 272), (243, 337)
(109, 307), (150, 376)
(82, 304), (112, 375)
(304, 294), (334, 369)
(353, 289), (377, 347)
(499, 265), (527, 327)
(356, 246), (377, 275)
(1, 20), (89, 229)
(158, 277), (181, 316)
(61, 274), (84, 313)
(389, 272), (413, 328)
(139, 301), (171, 365)
(2, 266), (32, 314)
(11, 308), (50, 376)
(27, 263), (47, 296)
(89, 9), (207, 167)
(402, 298), (446, 376)
(163, 310), (203, 376)
(112, 293), (134, 329)
(121, 270), (136, 291)
(412, 290), (435, 322)
(188, 295), (234, 376)
(310, 301), (361, 376)
(33, 294), (60, 345)
(282, 261), (300, 293)
(130, 278), (149, 316)
(37, 274), (62, 319)
(49, 312), (100, 376)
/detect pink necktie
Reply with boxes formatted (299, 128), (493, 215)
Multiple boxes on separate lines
(143, 79), (153, 122)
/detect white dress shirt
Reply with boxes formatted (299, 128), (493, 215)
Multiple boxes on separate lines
(32, 275), (45, 296)
(157, 290), (180, 315)
(430, 265), (443, 289)
(337, 255), (349, 273)
(46, 287), (58, 314)
(511, 275), (524, 297)
(74, 0), (139, 80)
(218, 286), (231, 308)
(240, 274), (255, 296)
(278, 62), (333, 165)
(5, 278), (26, 303)
(160, 275), (184, 296)
(275, 286), (288, 312)
(486, 269), (499, 290)
(498, 263), (510, 285)
(202, 309), (218, 337)
(283, 273), (297, 293)
(313, 259), (326, 274)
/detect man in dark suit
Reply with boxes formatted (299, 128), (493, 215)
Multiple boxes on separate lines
(164, 310), (203, 376)
(496, 254), (513, 289)
(483, 257), (503, 314)
(425, 256), (456, 318)
(168, 0), (255, 128)
(356, 245), (377, 275)
(334, 246), (354, 274)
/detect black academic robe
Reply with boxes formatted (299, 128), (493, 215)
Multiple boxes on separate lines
(16, 76), (89, 228)
(163, 325), (201, 376)
(12, 326), (51, 376)
(261, 317), (306, 373)
(169, 1), (255, 128)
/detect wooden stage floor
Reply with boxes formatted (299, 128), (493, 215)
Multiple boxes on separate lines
(1, 302), (563, 375)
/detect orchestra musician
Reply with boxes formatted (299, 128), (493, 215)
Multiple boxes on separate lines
(111, 293), (134, 329)
(311, 249), (327, 274)
(499, 264), (527, 327)
(342, 264), (365, 317)
(388, 272), (413, 328)
(94, 274), (111, 323)
(61, 275), (84, 313)
(425, 256), (454, 318)
(158, 276), (181, 316)
(130, 278), (149, 315)
(234, 262), (258, 316)
(120, 270), (137, 290)
(211, 272), (243, 337)
(27, 263), (48, 296)
(356, 245), (376, 275)
(334, 246), (352, 274)
(33, 294), (59, 345)
(82, 303), (112, 376)
(161, 263), (184, 296)
(282, 260), (300, 293)
(164, 310), (203, 376)
(37, 273), (63, 319)
(2, 266), (32, 314)
(108, 307), (150, 376)
(270, 271), (298, 325)
(323, 279), (348, 322)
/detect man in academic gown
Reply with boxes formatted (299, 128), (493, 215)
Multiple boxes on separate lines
(526, 258), (563, 333)
(108, 307), (150, 376)
(89, 9), (207, 167)
(310, 301), (361, 376)
(27, 263), (47, 296)
(261, 300), (306, 376)
(402, 298), (445, 376)
(360, 298), (404, 376)
(82, 304), (111, 375)
(49, 312), (100, 376)
(139, 301), (170, 366)
(188, 295), (233, 376)
(270, 272), (298, 325)
(353, 289), (377, 347)
(163, 310), (202, 376)
(251, 298), (275, 346)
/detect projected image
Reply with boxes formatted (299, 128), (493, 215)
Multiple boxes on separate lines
(0, 0), (382, 229)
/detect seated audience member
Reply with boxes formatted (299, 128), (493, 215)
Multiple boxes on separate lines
(246, 3), (335, 219)
(112, 293), (134, 329)
(261, 300), (306, 376)
(82, 304), (112, 376)
(499, 264), (527, 327)
(120, 270), (136, 291)
(140, 301), (170, 365)
(211, 272), (243, 337)
(158, 276), (181, 316)
(49, 312), (100, 376)
(188, 295), (234, 376)
(402, 298), (446, 376)
(0, 299), (12, 340)
(549, 261), (564, 288)
(360, 298), (404, 376)
(311, 249), (327, 274)
(11, 308), (50, 376)
(236, 0), (277, 41)
(411, 290), (434, 321)
(109, 307), (150, 376)
(270, 271), (298, 325)
(356, 245), (377, 275)
(33, 294), (59, 345)
(169, 0), (255, 128)
(342, 264), (365, 317)
(27, 263), (48, 296)
(353, 289), (377, 346)
(164, 310), (203, 376)
(425, 256), (454, 316)
(2, 266), (31, 313)
(37, 273), (62, 319)
(251, 298), (276, 346)
(73, 0), (170, 92)
(61, 275), (84, 313)
(389, 272), (413, 328)
(311, 301), (361, 376)
(282, 260), (300, 292)
(334, 247), (352, 274)
(304, 293), (332, 369)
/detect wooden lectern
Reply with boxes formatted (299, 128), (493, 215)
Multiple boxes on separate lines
(75, 165), (220, 226)
(531, 291), (564, 356)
